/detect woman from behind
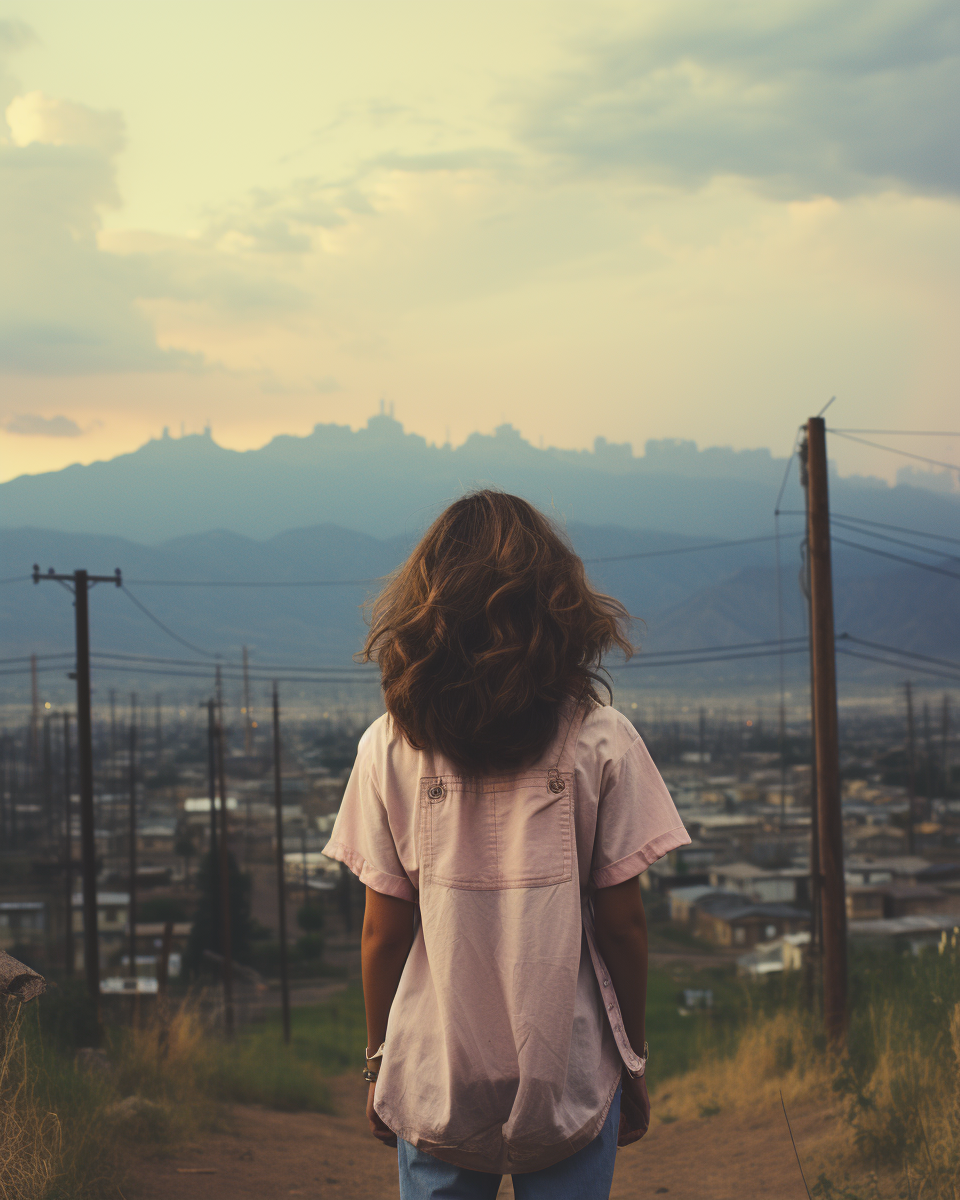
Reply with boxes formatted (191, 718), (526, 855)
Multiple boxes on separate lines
(323, 490), (689, 1199)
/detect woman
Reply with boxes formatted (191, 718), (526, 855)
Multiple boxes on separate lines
(323, 490), (689, 1199)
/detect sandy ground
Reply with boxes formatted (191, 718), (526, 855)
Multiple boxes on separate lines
(127, 1074), (840, 1200)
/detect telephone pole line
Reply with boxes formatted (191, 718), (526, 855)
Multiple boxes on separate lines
(33, 565), (122, 1009)
(272, 683), (291, 1044)
(904, 681), (916, 854)
(216, 707), (234, 1036)
(243, 647), (252, 756)
(128, 695), (138, 982)
(801, 418), (847, 1043)
(63, 712), (74, 976)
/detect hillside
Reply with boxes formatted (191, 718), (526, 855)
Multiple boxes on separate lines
(3, 521), (957, 702)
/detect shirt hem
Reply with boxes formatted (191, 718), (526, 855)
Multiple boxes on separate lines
(590, 824), (691, 890)
(321, 839), (418, 902)
(380, 1073), (621, 1175)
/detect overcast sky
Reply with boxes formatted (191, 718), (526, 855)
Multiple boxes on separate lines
(1, 0), (958, 486)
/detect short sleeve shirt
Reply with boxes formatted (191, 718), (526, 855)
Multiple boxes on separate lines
(323, 699), (689, 1174)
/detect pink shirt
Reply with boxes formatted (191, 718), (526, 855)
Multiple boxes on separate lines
(323, 699), (689, 1174)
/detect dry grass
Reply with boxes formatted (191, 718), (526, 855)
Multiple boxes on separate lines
(650, 965), (960, 1200)
(651, 1007), (835, 1122)
(0, 999), (61, 1200)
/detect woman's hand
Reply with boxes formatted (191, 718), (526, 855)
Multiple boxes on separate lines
(366, 1082), (397, 1147)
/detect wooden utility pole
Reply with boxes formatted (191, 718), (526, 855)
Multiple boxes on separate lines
(215, 712), (234, 1036)
(802, 418), (847, 1043)
(942, 694), (951, 798)
(128, 696), (138, 981)
(63, 713), (74, 976)
(904, 681), (916, 854)
(34, 564), (122, 1009)
(272, 683), (291, 1044)
(29, 653), (40, 778)
(206, 700), (218, 861)
(243, 647), (252, 756)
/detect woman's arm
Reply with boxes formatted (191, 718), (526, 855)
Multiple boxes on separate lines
(361, 887), (416, 1145)
(592, 875), (648, 1054)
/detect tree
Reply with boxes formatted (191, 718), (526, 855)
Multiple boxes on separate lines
(182, 851), (254, 977)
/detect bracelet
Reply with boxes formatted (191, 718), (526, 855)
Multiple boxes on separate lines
(363, 1041), (386, 1083)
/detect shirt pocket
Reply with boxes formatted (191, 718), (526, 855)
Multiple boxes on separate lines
(419, 773), (574, 890)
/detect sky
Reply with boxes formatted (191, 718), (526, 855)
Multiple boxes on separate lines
(1, 0), (958, 486)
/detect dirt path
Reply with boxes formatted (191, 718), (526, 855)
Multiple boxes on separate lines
(127, 1076), (844, 1200)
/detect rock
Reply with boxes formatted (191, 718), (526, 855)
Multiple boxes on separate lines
(0, 950), (46, 1002)
(106, 1095), (163, 1121)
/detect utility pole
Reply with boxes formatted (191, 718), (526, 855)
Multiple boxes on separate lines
(272, 683), (291, 1044)
(33, 564), (122, 1009)
(243, 647), (252, 756)
(905, 681), (916, 854)
(63, 713), (73, 976)
(128, 695), (138, 982)
(802, 418), (847, 1043)
(216, 709), (234, 1036)
(206, 700), (218, 862)
(155, 693), (162, 767)
(30, 653), (40, 780)
(797, 520), (822, 1012)
(109, 689), (117, 848)
(942, 694), (951, 799)
(43, 715), (53, 843)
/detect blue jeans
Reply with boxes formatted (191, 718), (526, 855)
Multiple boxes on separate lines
(397, 1084), (621, 1200)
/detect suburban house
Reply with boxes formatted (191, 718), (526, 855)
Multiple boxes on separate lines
(693, 893), (810, 948)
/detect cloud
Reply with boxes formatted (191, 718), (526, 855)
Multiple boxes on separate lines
(0, 82), (200, 373)
(6, 91), (125, 153)
(521, 0), (960, 198)
(2, 412), (84, 436)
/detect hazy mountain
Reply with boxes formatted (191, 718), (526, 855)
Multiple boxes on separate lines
(3, 521), (957, 702)
(2, 411), (958, 544)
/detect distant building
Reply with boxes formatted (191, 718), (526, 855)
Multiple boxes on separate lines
(693, 894), (809, 948)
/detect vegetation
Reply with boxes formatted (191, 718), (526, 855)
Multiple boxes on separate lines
(5, 942), (957, 1198)
(182, 851), (254, 976)
(650, 945), (960, 1199)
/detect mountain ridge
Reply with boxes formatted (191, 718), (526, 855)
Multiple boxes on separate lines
(3, 412), (958, 544)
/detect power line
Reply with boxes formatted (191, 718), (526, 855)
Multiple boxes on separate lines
(827, 430), (960, 474)
(829, 512), (960, 548)
(120, 584), (219, 658)
(839, 635), (960, 674)
(0, 652), (73, 665)
(125, 575), (383, 588)
(830, 429), (960, 436)
(91, 650), (373, 674)
(79, 663), (374, 684)
(613, 645), (810, 671)
(837, 647), (960, 685)
(585, 531), (802, 565)
(831, 536), (960, 582)
(774, 432), (801, 515)
(830, 518), (960, 564)
(631, 636), (807, 659)
(0, 576), (32, 586)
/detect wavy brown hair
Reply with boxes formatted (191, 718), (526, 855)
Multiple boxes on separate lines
(362, 490), (633, 772)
